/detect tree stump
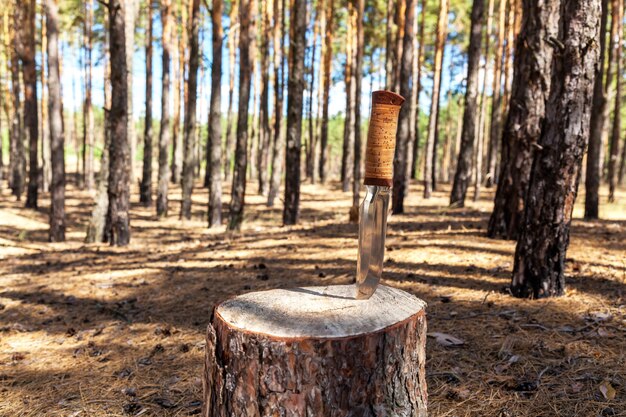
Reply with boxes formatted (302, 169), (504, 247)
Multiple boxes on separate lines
(203, 284), (428, 417)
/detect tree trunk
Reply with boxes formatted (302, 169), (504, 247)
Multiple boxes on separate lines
(384, 0), (395, 91)
(341, 8), (354, 193)
(9, 20), (25, 200)
(228, 0), (255, 231)
(423, 0), (448, 198)
(267, 0), (285, 207)
(40, 12), (50, 194)
(83, 0), (95, 191)
(202, 285), (428, 417)
(180, 0), (200, 220)
(223, 0), (238, 182)
(487, 0), (561, 240)
(257, 0), (271, 194)
(411, 0), (426, 180)
(282, 0), (307, 225)
(207, 0), (223, 227)
(305, 2), (319, 184)
(607, 0), (623, 203)
(157, 0), (172, 217)
(391, 0), (415, 215)
(45, 0), (64, 242)
(17, 0), (39, 209)
(318, 0), (333, 183)
(350, 0), (364, 221)
(449, 0), (484, 206)
(107, 0), (130, 246)
(511, 0), (600, 298)
(125, 0), (137, 186)
(140, 0), (154, 206)
(171, 20), (185, 186)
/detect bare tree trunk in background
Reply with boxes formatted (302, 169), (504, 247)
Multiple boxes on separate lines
(350, 0), (364, 221)
(607, 0), (623, 203)
(500, 0), (515, 126)
(411, 0), (426, 180)
(171, 11), (185, 186)
(180, 0), (200, 219)
(485, 0), (506, 188)
(257, 0), (271, 194)
(599, 0), (618, 181)
(157, 0), (172, 217)
(17, 0), (39, 209)
(107, 0), (130, 246)
(223, 0), (238, 182)
(83, 0), (95, 191)
(318, 0), (333, 183)
(140, 0), (154, 206)
(283, 0), (307, 225)
(384, 0), (394, 90)
(392, 0), (405, 93)
(125, 0), (137, 186)
(487, 0), (560, 240)
(8, 12), (25, 200)
(449, 0), (483, 206)
(267, 0), (285, 207)
(207, 0), (223, 227)
(228, 0), (255, 231)
(391, 0), (414, 215)
(40, 13), (50, 193)
(305, 2), (320, 184)
(512, 0), (600, 298)
(341, 6), (355, 193)
(314, 0), (325, 185)
(423, 0), (448, 198)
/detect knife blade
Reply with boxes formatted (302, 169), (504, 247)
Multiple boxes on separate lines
(356, 91), (405, 300)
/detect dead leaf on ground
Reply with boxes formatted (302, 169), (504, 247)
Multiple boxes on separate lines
(428, 332), (465, 347)
(599, 380), (616, 400)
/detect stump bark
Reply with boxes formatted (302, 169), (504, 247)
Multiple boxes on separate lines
(203, 284), (428, 417)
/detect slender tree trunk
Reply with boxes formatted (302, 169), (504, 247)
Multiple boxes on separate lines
(305, 3), (319, 184)
(423, 0), (448, 198)
(223, 0), (238, 182)
(267, 0), (285, 207)
(391, 0), (415, 215)
(487, 0), (561, 239)
(384, 0), (395, 90)
(207, 0), (223, 227)
(512, 0), (600, 298)
(107, 0), (130, 246)
(40, 13), (50, 193)
(9, 18), (25, 199)
(157, 0), (172, 217)
(282, 0), (307, 225)
(341, 6), (355, 193)
(125, 0), (137, 186)
(45, 0), (65, 242)
(180, 0), (200, 219)
(228, 0), (255, 230)
(449, 0), (484, 206)
(171, 17), (185, 185)
(17, 0), (39, 209)
(257, 0), (271, 194)
(140, 0), (154, 206)
(607, 0), (623, 203)
(411, 0), (426, 180)
(83, 0), (95, 191)
(350, 0), (364, 220)
(318, 0), (333, 183)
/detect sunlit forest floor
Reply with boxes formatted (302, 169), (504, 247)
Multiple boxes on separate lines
(0, 174), (625, 417)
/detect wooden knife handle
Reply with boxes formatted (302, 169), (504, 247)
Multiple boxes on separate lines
(363, 91), (405, 187)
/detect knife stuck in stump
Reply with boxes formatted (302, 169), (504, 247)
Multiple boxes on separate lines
(355, 90), (405, 300)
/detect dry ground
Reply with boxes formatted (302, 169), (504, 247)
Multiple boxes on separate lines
(0, 177), (625, 417)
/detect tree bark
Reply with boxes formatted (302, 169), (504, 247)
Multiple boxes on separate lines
(449, 0), (484, 206)
(350, 0), (364, 221)
(140, 0), (154, 206)
(223, 0), (238, 182)
(107, 0), (130, 246)
(228, 0), (255, 231)
(267, 0), (285, 207)
(487, 0), (561, 240)
(282, 0), (307, 225)
(305, 2), (319, 184)
(171, 16), (185, 186)
(125, 0), (138, 186)
(40, 12), (50, 194)
(341, 7), (355, 193)
(257, 0), (271, 194)
(607, 0), (623, 203)
(511, 0), (600, 298)
(83, 0), (95, 191)
(392, 0), (415, 215)
(9, 18), (25, 200)
(411, 0), (426, 180)
(16, 0), (39, 209)
(423, 0), (448, 198)
(45, 0), (64, 242)
(202, 285), (427, 417)
(318, 0), (333, 183)
(180, 0), (200, 220)
(207, 0), (223, 227)
(157, 0), (172, 217)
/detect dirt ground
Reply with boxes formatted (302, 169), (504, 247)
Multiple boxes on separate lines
(0, 177), (625, 417)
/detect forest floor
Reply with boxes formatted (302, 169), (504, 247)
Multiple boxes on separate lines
(0, 177), (625, 417)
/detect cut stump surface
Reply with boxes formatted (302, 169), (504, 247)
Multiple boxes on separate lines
(203, 284), (428, 417)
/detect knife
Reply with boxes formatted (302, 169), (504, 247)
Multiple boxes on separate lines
(356, 90), (405, 300)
